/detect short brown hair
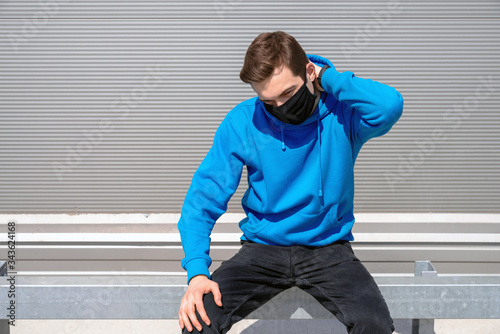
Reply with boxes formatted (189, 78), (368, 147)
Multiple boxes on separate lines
(239, 31), (309, 84)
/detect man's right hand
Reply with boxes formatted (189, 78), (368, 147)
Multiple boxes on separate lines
(178, 275), (223, 332)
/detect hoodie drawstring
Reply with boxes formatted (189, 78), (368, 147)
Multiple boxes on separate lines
(280, 124), (286, 151)
(317, 114), (324, 197)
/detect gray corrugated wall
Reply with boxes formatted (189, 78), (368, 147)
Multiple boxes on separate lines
(1, 0), (499, 213)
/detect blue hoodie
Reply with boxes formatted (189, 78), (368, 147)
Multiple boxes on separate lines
(178, 55), (404, 282)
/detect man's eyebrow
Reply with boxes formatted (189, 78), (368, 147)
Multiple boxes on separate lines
(261, 85), (297, 102)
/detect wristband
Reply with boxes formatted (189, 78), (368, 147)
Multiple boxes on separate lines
(317, 64), (331, 90)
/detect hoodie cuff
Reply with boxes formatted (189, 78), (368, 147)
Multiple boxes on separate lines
(185, 258), (211, 284)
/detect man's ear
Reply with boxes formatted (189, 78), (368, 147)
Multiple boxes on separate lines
(306, 62), (316, 83)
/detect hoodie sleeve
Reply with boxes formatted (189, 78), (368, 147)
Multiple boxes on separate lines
(177, 117), (245, 283)
(320, 67), (404, 144)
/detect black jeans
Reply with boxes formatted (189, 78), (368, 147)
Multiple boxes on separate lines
(184, 240), (394, 334)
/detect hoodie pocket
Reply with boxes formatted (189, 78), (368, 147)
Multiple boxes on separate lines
(327, 205), (343, 231)
(251, 206), (334, 245)
(239, 216), (270, 240)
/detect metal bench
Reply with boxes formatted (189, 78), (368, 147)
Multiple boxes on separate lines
(1, 213), (499, 333)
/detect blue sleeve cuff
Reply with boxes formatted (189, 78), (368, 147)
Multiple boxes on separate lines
(184, 258), (211, 284)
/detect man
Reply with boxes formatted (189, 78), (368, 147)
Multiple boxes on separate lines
(177, 31), (403, 334)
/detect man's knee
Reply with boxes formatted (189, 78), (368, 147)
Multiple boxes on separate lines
(181, 305), (223, 334)
(180, 293), (226, 334)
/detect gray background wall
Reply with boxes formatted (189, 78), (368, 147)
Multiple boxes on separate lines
(1, 4), (499, 334)
(1, 0), (499, 214)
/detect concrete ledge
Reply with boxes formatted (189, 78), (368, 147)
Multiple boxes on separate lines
(2, 213), (500, 274)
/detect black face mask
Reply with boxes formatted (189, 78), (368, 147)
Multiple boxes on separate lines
(263, 79), (319, 125)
